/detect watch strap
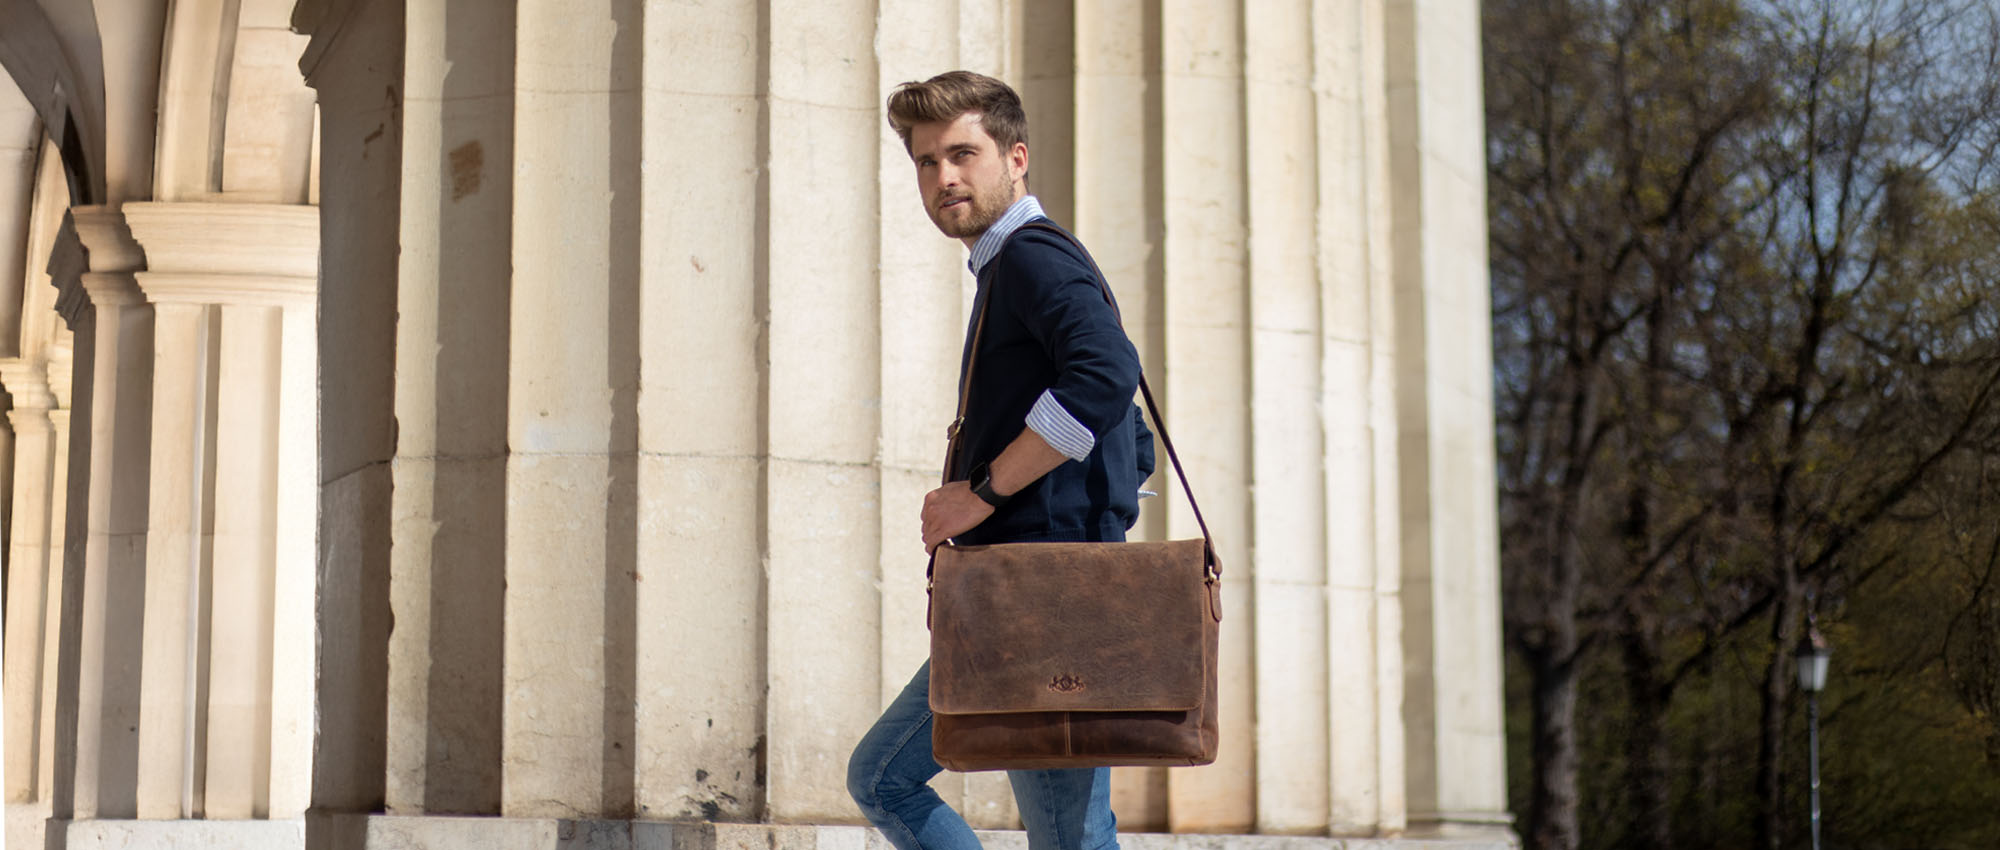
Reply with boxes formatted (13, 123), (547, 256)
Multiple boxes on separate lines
(970, 463), (1009, 507)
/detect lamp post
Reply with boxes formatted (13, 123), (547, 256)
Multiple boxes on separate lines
(1796, 625), (1831, 850)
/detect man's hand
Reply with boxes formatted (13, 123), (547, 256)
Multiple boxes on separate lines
(921, 481), (996, 554)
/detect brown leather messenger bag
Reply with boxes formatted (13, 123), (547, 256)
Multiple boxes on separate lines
(927, 221), (1222, 772)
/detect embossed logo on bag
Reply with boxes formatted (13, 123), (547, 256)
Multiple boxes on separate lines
(1049, 674), (1086, 693)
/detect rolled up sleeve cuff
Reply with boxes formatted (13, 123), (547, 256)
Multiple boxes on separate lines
(1026, 390), (1096, 462)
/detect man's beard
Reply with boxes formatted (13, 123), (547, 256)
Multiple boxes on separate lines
(928, 176), (1015, 239)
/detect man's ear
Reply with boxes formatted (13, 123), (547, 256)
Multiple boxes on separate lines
(1010, 142), (1030, 183)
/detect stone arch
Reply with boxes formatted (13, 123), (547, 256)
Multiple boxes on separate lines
(0, 0), (108, 205)
(2, 73), (43, 361)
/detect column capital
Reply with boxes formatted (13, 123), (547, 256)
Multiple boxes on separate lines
(137, 273), (315, 307)
(124, 202), (319, 278)
(72, 205), (147, 273)
(48, 213), (92, 330)
(0, 358), (56, 412)
(124, 202), (321, 306)
(82, 272), (145, 306)
(7, 407), (53, 434)
(46, 347), (73, 410)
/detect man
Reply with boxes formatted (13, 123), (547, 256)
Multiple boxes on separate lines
(845, 71), (1150, 850)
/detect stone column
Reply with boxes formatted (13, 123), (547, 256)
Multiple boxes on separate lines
(1245, 0), (1332, 834)
(124, 200), (319, 827)
(47, 221), (151, 832)
(40, 346), (75, 809)
(1360, 0), (1410, 831)
(204, 300), (280, 819)
(65, 207), (159, 830)
(1158, 0), (1257, 833)
(761, 0), (885, 824)
(2, 361), (59, 807)
(296, 0), (401, 843)
(42, 396), (73, 789)
(130, 295), (210, 820)
(270, 292), (315, 820)
(498, 0), (641, 819)
(1384, 0), (1511, 837)
(1315, 0), (1407, 836)
(632, 0), (766, 823)
(377, 0), (511, 821)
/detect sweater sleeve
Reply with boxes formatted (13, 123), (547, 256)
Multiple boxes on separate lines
(996, 230), (1142, 456)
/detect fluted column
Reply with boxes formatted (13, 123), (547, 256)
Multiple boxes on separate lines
(130, 294), (209, 820)
(761, 0), (885, 823)
(2, 362), (59, 806)
(270, 288), (315, 820)
(1383, 0), (1510, 836)
(205, 298), (281, 819)
(40, 350), (75, 806)
(1159, 0), (1256, 833)
(632, 0), (764, 822)
(495, 0), (642, 819)
(42, 396), (74, 790)
(124, 201), (319, 823)
(1055, 1), (1502, 838)
(1245, 0), (1332, 834)
(377, 0), (513, 820)
(7, 347), (75, 833)
(50, 207), (158, 831)
(1314, 0), (1407, 836)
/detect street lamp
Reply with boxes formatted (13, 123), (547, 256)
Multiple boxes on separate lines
(1796, 625), (1831, 850)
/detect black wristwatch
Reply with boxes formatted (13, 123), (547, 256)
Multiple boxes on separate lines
(968, 462), (1011, 508)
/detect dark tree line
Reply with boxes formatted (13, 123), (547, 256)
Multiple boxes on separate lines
(1485, 1), (2000, 848)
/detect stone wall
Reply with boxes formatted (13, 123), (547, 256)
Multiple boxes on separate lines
(1, 0), (1513, 847)
(298, 0), (1508, 839)
(2, 1), (320, 848)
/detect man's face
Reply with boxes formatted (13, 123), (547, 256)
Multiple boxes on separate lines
(908, 111), (1028, 242)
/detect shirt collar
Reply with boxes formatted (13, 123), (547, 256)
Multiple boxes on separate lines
(968, 195), (1045, 276)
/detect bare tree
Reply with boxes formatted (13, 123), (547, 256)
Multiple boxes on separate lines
(1487, 2), (2000, 848)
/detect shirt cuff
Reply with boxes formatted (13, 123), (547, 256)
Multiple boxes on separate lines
(1026, 390), (1096, 462)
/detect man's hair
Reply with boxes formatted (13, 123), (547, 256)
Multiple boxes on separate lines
(885, 71), (1028, 155)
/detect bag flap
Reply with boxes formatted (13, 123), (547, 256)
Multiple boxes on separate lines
(929, 539), (1210, 714)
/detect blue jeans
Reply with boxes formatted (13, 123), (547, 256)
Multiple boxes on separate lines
(848, 661), (1120, 850)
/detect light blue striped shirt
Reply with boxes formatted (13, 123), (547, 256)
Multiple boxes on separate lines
(967, 195), (1097, 463)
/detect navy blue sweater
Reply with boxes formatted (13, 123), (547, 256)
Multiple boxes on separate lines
(951, 221), (1154, 545)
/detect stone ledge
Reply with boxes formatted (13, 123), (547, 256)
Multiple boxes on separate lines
(51, 816), (305, 849)
(8, 803), (50, 850)
(315, 817), (1513, 850)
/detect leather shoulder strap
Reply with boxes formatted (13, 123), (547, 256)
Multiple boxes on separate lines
(945, 220), (1220, 574)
